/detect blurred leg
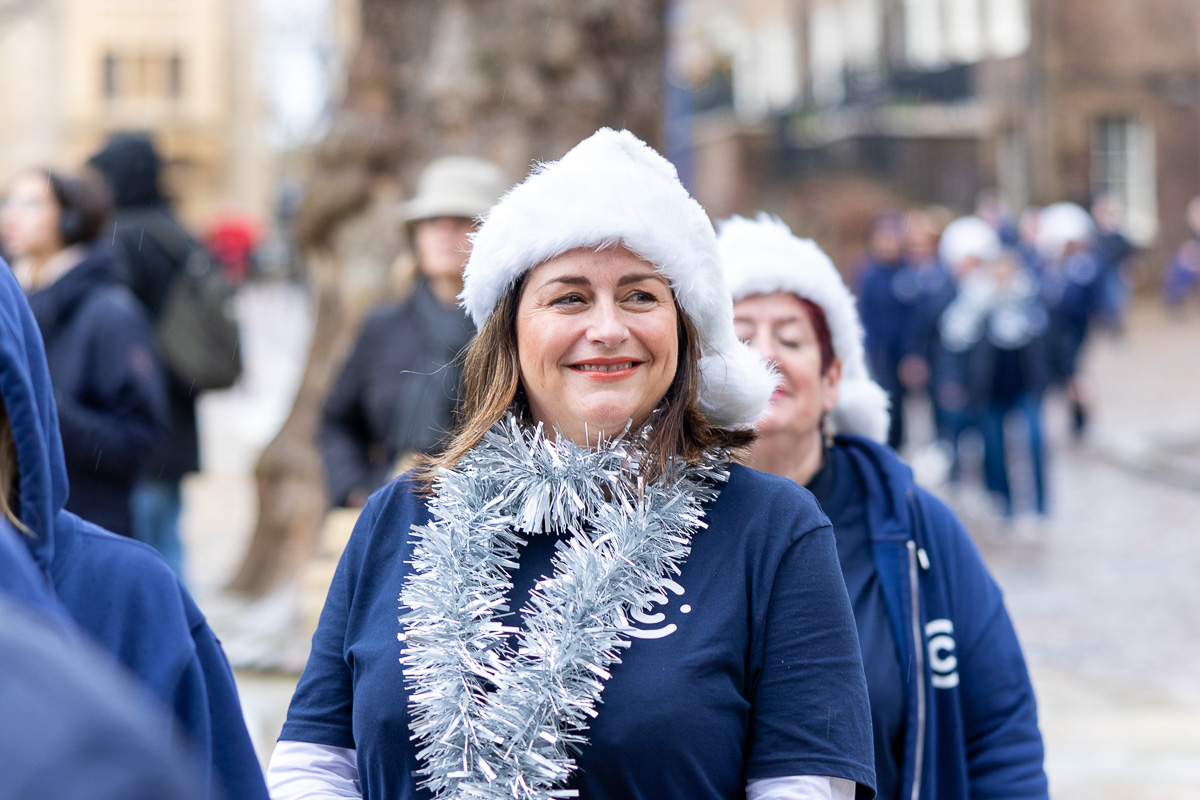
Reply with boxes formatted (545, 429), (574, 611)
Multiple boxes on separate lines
(131, 479), (185, 581)
(981, 404), (1013, 517)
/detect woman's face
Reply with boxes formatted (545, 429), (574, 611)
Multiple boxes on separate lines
(413, 216), (475, 282)
(734, 292), (841, 439)
(1, 173), (63, 260)
(516, 246), (678, 446)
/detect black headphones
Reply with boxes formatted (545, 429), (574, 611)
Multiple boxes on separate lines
(43, 170), (87, 246)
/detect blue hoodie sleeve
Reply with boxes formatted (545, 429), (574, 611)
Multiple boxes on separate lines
(51, 518), (267, 800)
(919, 492), (1049, 799)
(182, 592), (271, 800)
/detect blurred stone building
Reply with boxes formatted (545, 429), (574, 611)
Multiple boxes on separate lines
(677, 0), (1200, 269)
(0, 0), (270, 225)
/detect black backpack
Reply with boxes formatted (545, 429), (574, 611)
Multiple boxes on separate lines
(122, 213), (243, 391)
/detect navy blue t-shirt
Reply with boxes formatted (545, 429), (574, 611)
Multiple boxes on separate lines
(282, 463), (876, 799)
(807, 445), (905, 800)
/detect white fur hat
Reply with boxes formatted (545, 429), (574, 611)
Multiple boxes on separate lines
(717, 214), (891, 443)
(460, 128), (776, 428)
(939, 215), (1001, 270)
(1036, 202), (1094, 260)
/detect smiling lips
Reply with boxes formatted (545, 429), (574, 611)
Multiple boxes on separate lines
(569, 358), (642, 381)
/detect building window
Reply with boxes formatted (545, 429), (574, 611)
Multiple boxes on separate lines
(169, 53), (183, 98)
(99, 52), (185, 102)
(810, 0), (847, 105)
(1092, 116), (1158, 244)
(904, 0), (943, 67)
(985, 0), (1029, 58)
(905, 0), (1027, 67)
(944, 0), (984, 63)
(102, 53), (119, 99)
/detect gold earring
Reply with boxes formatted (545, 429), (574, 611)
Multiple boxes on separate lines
(822, 414), (835, 448)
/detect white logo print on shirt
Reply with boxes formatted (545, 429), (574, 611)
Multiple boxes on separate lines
(627, 579), (689, 639)
(925, 618), (959, 689)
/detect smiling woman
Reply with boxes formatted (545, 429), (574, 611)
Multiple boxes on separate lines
(516, 247), (678, 446)
(270, 129), (877, 800)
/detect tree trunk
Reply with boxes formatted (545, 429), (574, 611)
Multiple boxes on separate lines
(229, 0), (667, 596)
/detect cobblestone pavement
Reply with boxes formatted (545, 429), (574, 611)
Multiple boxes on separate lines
(186, 286), (1200, 797)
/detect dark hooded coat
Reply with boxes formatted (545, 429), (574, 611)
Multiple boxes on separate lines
(88, 133), (201, 478)
(0, 261), (268, 800)
(24, 246), (170, 535)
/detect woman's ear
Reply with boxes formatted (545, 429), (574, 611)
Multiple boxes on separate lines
(822, 357), (843, 413)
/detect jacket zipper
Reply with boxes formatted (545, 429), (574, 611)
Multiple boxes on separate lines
(907, 539), (925, 800)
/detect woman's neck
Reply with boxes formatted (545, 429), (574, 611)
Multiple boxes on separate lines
(426, 273), (464, 308)
(743, 427), (825, 487)
(13, 246), (84, 292)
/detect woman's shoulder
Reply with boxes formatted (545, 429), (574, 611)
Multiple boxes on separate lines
(340, 472), (432, 560)
(713, 463), (831, 541)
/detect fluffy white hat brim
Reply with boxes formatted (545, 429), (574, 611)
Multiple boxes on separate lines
(939, 215), (1001, 269)
(1037, 202), (1094, 259)
(718, 214), (891, 442)
(460, 128), (776, 428)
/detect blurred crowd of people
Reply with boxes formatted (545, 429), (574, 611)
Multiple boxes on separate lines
(854, 192), (1141, 525)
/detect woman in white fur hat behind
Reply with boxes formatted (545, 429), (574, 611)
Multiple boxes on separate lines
(269, 131), (875, 799)
(721, 215), (1048, 800)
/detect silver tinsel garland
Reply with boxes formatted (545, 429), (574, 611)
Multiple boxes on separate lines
(399, 414), (728, 800)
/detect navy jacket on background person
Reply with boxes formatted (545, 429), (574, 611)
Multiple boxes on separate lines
(23, 246), (169, 535)
(0, 262), (268, 800)
(320, 278), (475, 506)
(89, 133), (201, 480)
(834, 435), (1048, 800)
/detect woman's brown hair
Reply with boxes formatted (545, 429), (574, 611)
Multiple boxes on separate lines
(0, 399), (27, 532)
(414, 275), (755, 491)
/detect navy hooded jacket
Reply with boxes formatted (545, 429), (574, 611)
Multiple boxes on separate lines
(89, 133), (201, 479)
(835, 435), (1048, 799)
(0, 262), (268, 800)
(0, 595), (210, 800)
(23, 245), (169, 534)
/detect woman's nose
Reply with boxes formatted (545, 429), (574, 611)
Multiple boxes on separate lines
(585, 300), (630, 346)
(748, 331), (776, 363)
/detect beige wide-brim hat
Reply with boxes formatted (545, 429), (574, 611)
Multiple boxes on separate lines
(402, 156), (509, 224)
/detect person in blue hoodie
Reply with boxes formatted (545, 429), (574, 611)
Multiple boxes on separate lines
(1, 167), (169, 536)
(857, 211), (920, 451)
(1035, 202), (1104, 439)
(0, 259), (268, 800)
(721, 215), (1048, 800)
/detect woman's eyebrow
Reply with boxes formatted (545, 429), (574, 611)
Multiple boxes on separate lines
(617, 272), (669, 287)
(541, 275), (591, 289)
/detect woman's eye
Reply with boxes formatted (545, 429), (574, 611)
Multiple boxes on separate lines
(627, 290), (658, 304)
(551, 293), (585, 307)
(778, 338), (802, 349)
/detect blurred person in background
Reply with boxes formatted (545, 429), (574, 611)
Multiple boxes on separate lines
(206, 214), (260, 285)
(1, 168), (168, 537)
(320, 156), (508, 508)
(1090, 194), (1136, 332)
(1036, 202), (1103, 439)
(899, 208), (957, 461)
(974, 187), (1019, 246)
(722, 214), (1048, 800)
(857, 210), (918, 450)
(1013, 207), (1043, 273)
(938, 218), (1050, 522)
(88, 132), (207, 577)
(1163, 196), (1200, 312)
(0, 261), (268, 800)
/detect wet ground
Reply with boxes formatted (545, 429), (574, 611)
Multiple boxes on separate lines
(185, 284), (1200, 798)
